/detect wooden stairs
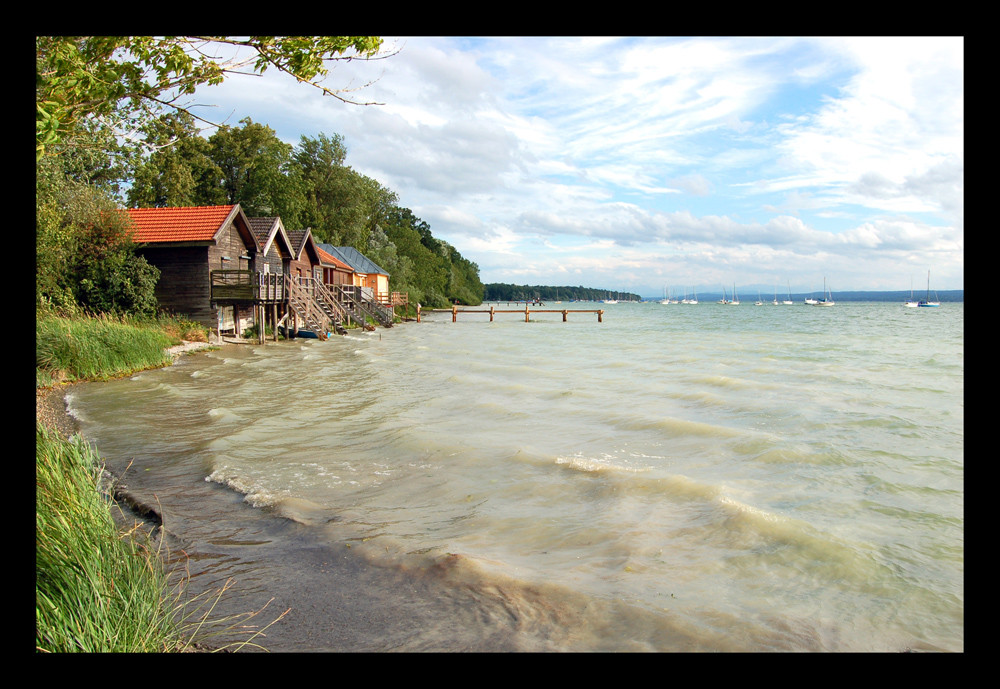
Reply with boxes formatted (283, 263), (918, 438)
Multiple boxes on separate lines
(285, 276), (348, 339)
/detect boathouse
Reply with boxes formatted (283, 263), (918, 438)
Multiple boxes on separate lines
(124, 205), (403, 337)
(125, 204), (259, 331)
(317, 245), (391, 304)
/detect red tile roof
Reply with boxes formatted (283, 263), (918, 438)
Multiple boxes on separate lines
(124, 205), (237, 244)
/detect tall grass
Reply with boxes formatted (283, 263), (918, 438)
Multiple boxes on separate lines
(36, 310), (209, 386)
(36, 310), (285, 652)
(35, 423), (187, 652)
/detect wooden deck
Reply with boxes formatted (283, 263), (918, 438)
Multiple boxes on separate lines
(210, 269), (284, 303)
(419, 304), (604, 323)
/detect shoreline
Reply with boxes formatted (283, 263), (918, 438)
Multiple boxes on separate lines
(36, 340), (220, 440)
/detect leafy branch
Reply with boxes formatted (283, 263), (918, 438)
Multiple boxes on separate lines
(36, 36), (388, 159)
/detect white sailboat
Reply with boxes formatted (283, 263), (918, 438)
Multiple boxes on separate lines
(783, 281), (794, 305)
(918, 270), (940, 307)
(683, 288), (698, 304)
(755, 290), (764, 306)
(904, 277), (920, 308)
(659, 286), (670, 305)
(810, 277), (835, 306)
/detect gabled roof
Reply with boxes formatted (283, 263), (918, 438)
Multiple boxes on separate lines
(124, 205), (249, 244)
(317, 244), (389, 277)
(316, 245), (354, 271)
(247, 216), (293, 258)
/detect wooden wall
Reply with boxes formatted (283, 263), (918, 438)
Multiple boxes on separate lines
(138, 220), (255, 329)
(137, 245), (215, 326)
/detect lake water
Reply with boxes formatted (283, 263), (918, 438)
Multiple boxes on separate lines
(67, 300), (963, 652)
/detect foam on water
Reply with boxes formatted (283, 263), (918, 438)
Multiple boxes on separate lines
(67, 301), (964, 651)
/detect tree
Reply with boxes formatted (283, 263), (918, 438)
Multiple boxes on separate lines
(37, 156), (159, 315)
(208, 118), (305, 222)
(127, 112), (225, 208)
(36, 36), (386, 159)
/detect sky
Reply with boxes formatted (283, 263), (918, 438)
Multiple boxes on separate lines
(190, 36), (963, 297)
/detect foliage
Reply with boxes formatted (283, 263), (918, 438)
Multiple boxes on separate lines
(37, 155), (160, 316)
(36, 310), (177, 386)
(484, 284), (639, 302)
(127, 112), (225, 208)
(36, 35), (384, 159)
(36, 423), (185, 652)
(123, 119), (484, 307)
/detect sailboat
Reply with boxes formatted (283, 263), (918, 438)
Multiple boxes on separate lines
(918, 270), (940, 307)
(731, 284), (740, 305)
(683, 288), (698, 305)
(660, 286), (670, 305)
(718, 286), (731, 304)
(783, 281), (794, 305)
(904, 277), (920, 308)
(755, 290), (764, 306)
(811, 277), (835, 306)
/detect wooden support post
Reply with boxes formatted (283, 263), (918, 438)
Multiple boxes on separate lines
(416, 303), (421, 322)
(598, 310), (604, 323)
(525, 304), (530, 322)
(272, 303), (278, 342)
(490, 306), (495, 322)
(452, 305), (458, 322)
(562, 310), (568, 322)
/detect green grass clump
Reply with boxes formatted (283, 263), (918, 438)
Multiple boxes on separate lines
(36, 423), (187, 652)
(36, 311), (187, 386)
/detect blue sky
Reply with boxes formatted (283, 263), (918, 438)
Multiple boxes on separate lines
(193, 36), (963, 296)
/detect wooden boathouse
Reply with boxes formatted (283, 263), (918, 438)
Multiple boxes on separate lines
(124, 204), (400, 341)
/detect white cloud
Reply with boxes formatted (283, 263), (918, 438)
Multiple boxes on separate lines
(193, 36), (963, 295)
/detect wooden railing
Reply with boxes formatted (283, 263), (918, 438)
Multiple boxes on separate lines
(340, 285), (395, 327)
(208, 270), (401, 333)
(285, 276), (334, 339)
(210, 270), (284, 302)
(300, 277), (352, 327)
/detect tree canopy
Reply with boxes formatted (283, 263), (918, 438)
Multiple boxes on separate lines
(36, 36), (385, 159)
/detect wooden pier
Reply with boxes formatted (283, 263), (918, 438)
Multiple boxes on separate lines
(418, 304), (604, 323)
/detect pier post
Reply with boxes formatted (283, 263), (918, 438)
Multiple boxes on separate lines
(562, 310), (568, 322)
(490, 306), (495, 322)
(416, 303), (421, 323)
(598, 310), (604, 323)
(525, 304), (530, 322)
(452, 305), (458, 322)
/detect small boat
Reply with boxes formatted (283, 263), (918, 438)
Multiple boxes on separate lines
(918, 270), (940, 307)
(904, 277), (920, 308)
(812, 277), (835, 306)
(755, 290), (764, 306)
(731, 284), (740, 305)
(783, 281), (794, 305)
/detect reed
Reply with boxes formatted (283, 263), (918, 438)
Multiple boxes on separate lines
(35, 423), (187, 652)
(35, 310), (207, 386)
